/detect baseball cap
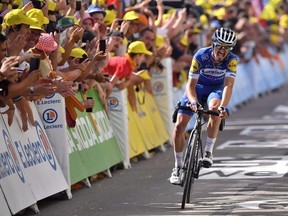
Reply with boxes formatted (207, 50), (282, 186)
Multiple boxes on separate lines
(35, 33), (58, 52)
(70, 48), (87, 58)
(27, 9), (49, 26)
(127, 41), (152, 55)
(87, 4), (106, 17)
(123, 11), (139, 21)
(180, 35), (188, 47)
(30, 22), (45, 32)
(4, 9), (36, 26)
(56, 16), (76, 29)
(75, 11), (94, 26)
(138, 70), (151, 80)
(104, 9), (116, 26)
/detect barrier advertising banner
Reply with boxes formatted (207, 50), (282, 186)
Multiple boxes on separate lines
(0, 186), (11, 216)
(151, 58), (174, 141)
(129, 87), (164, 151)
(0, 104), (68, 214)
(34, 93), (71, 186)
(108, 88), (130, 168)
(127, 101), (147, 158)
(68, 90), (123, 184)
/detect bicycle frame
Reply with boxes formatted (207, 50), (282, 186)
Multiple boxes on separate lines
(172, 104), (220, 209)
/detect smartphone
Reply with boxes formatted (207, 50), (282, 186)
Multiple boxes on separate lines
(118, 19), (124, 26)
(76, 0), (81, 11)
(46, 21), (57, 33)
(138, 62), (148, 70)
(86, 97), (93, 112)
(107, 4), (115, 10)
(29, 57), (40, 73)
(78, 83), (84, 92)
(31, 0), (42, 9)
(79, 56), (87, 63)
(99, 39), (106, 53)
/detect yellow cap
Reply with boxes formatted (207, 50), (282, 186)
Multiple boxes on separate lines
(180, 35), (188, 47)
(270, 33), (279, 44)
(59, 45), (65, 53)
(270, 24), (279, 33)
(156, 35), (164, 47)
(4, 9), (36, 26)
(138, 70), (151, 80)
(200, 14), (208, 25)
(191, 28), (201, 33)
(123, 11), (138, 21)
(162, 14), (171, 21)
(30, 21), (45, 32)
(48, 0), (56, 11)
(212, 7), (226, 20)
(70, 48), (87, 58)
(280, 14), (288, 29)
(104, 9), (116, 26)
(127, 41), (152, 55)
(27, 9), (49, 26)
(12, 0), (22, 7)
(91, 0), (105, 5)
(167, 8), (176, 15)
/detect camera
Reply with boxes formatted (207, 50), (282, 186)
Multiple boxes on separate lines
(0, 80), (10, 96)
(76, 0), (81, 11)
(99, 39), (106, 53)
(29, 57), (40, 73)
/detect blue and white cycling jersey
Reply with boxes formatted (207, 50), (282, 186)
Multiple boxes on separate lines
(188, 47), (238, 86)
(179, 47), (239, 116)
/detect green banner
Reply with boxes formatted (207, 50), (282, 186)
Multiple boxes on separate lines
(67, 90), (123, 184)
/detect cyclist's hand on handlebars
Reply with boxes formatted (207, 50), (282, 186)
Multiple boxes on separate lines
(189, 101), (201, 112)
(218, 106), (230, 119)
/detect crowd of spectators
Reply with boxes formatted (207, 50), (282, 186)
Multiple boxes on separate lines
(0, 0), (287, 129)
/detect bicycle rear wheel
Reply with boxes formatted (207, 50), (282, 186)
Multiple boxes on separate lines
(181, 130), (200, 209)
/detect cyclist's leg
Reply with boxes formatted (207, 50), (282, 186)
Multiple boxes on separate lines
(203, 89), (222, 167)
(170, 95), (193, 184)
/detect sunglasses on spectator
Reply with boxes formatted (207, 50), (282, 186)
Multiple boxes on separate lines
(213, 43), (233, 51)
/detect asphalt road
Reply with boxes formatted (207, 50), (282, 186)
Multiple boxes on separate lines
(19, 84), (288, 216)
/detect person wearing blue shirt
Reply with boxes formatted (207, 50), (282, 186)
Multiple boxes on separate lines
(170, 27), (238, 185)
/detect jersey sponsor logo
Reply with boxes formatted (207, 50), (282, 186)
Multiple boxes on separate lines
(190, 59), (199, 73)
(201, 53), (209, 61)
(200, 68), (226, 77)
(228, 59), (237, 72)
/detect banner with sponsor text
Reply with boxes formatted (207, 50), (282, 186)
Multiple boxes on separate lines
(67, 90), (123, 184)
(0, 103), (68, 214)
(34, 93), (71, 186)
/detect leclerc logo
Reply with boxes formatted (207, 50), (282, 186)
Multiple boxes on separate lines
(42, 108), (58, 124)
(153, 81), (164, 93)
(35, 121), (57, 170)
(45, 93), (55, 99)
(108, 97), (119, 108)
(3, 130), (25, 183)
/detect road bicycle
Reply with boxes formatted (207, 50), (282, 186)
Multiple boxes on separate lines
(172, 102), (220, 209)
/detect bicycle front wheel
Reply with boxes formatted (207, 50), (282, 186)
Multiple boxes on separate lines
(181, 130), (200, 209)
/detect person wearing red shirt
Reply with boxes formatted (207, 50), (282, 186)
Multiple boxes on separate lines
(103, 40), (152, 111)
(104, 40), (152, 91)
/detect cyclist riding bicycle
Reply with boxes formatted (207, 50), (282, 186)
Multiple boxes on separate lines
(170, 27), (238, 185)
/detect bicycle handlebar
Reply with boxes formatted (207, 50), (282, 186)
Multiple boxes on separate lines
(172, 104), (219, 123)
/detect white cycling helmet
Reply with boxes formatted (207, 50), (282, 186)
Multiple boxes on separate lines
(212, 27), (237, 47)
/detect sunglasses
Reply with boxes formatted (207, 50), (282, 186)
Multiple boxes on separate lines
(213, 43), (233, 51)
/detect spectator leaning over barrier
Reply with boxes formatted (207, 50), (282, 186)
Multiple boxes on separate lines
(103, 40), (152, 111)
(2, 8), (45, 131)
(0, 33), (20, 126)
(170, 27), (238, 185)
